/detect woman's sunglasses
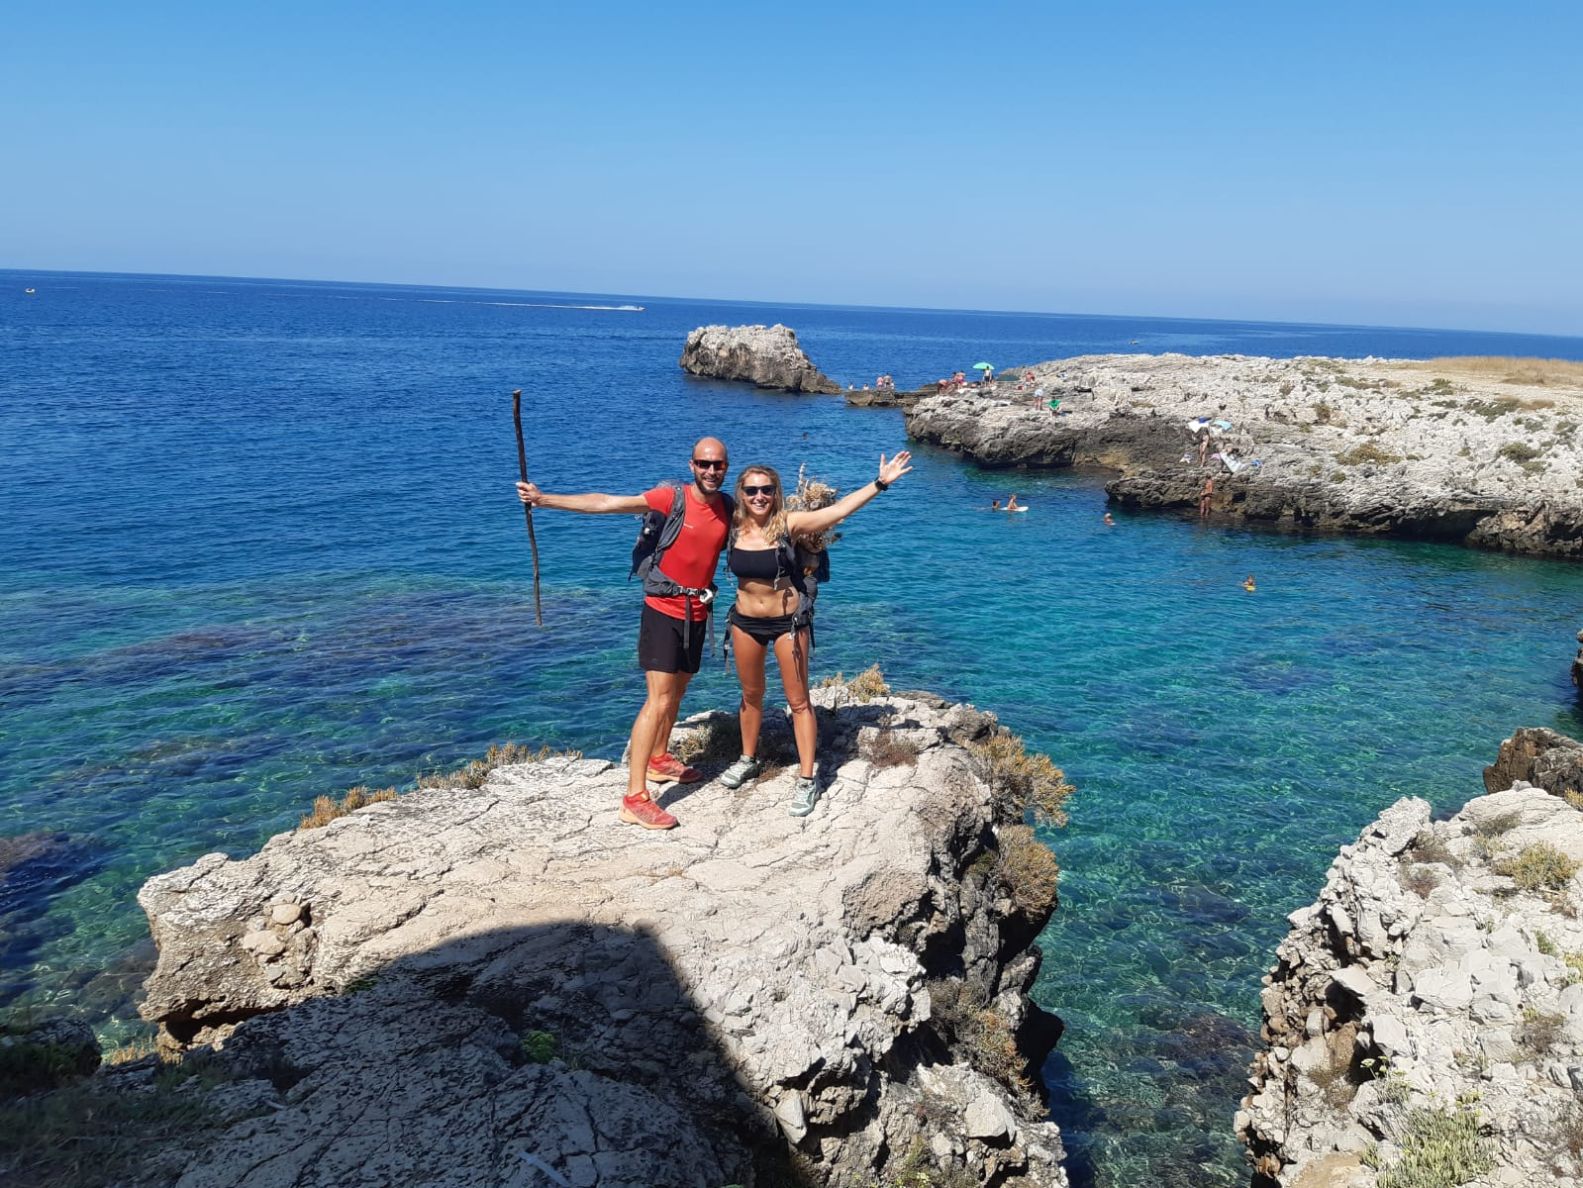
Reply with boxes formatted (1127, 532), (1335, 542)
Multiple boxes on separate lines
(692, 458), (728, 471)
(742, 484), (777, 497)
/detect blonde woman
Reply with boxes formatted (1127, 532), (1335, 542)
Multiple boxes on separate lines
(718, 451), (913, 815)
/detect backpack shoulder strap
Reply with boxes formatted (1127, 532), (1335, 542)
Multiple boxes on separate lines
(651, 486), (689, 562)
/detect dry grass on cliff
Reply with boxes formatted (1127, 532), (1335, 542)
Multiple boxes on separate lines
(996, 824), (1060, 918)
(969, 729), (1073, 827)
(297, 743), (582, 830)
(861, 730), (921, 769)
(1496, 842), (1580, 893)
(299, 785), (397, 830)
(416, 742), (580, 791)
(817, 663), (890, 703)
(925, 979), (1033, 1098)
(1405, 356), (1583, 390)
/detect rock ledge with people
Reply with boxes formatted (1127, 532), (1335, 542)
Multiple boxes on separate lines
(1239, 724), (1583, 1187)
(92, 686), (1070, 1187)
(679, 323), (842, 394)
(903, 353), (1583, 559)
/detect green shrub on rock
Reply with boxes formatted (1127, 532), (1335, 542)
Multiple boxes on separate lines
(1496, 843), (1579, 892)
(1376, 1096), (1493, 1188)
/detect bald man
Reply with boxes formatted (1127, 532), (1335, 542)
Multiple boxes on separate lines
(517, 437), (732, 830)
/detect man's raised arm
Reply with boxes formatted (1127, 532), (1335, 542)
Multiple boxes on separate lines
(517, 482), (650, 515)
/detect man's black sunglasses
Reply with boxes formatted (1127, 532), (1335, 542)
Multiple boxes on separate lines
(692, 458), (728, 471)
(741, 484), (776, 496)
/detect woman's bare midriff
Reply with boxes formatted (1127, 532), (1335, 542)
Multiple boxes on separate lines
(733, 576), (799, 619)
(732, 528), (801, 618)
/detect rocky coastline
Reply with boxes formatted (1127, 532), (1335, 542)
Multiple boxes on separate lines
(1238, 727), (1583, 1187)
(903, 354), (1583, 559)
(14, 686), (1073, 1187)
(680, 323), (841, 394)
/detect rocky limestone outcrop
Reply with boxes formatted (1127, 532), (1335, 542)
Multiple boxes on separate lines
(1484, 726), (1583, 798)
(128, 689), (1068, 1187)
(1239, 742), (1583, 1187)
(680, 324), (841, 394)
(905, 354), (1583, 558)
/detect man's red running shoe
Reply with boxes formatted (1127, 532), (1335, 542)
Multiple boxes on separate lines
(620, 791), (678, 830)
(646, 752), (702, 784)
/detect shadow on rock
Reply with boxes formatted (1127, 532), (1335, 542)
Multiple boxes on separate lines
(165, 921), (797, 1187)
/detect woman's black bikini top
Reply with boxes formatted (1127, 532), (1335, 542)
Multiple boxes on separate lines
(728, 544), (782, 582)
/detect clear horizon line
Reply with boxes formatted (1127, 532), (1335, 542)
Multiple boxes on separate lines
(6, 265), (1582, 346)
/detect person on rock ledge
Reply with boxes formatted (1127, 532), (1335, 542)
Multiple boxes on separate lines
(716, 450), (914, 818)
(516, 437), (733, 831)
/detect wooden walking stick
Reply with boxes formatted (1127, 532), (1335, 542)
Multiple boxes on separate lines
(512, 389), (545, 626)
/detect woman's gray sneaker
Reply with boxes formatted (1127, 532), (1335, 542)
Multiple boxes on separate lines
(788, 775), (820, 817)
(718, 755), (762, 789)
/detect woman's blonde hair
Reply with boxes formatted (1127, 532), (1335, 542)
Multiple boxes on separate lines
(732, 464), (788, 543)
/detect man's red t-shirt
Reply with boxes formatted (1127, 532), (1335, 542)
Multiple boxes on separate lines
(643, 485), (730, 621)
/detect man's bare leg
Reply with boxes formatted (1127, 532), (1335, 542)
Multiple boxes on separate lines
(627, 669), (690, 798)
(651, 670), (693, 765)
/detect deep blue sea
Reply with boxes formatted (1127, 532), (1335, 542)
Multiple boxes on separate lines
(5, 270), (1583, 1186)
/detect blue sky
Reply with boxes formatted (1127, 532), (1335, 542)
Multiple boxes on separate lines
(4, 2), (1581, 334)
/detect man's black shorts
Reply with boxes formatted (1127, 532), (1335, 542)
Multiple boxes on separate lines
(637, 604), (707, 674)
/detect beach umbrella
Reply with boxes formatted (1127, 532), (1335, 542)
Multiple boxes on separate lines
(972, 362), (994, 371)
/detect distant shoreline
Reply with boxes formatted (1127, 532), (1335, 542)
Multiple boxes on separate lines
(6, 267), (1582, 345)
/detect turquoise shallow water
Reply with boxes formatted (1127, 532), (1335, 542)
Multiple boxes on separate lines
(4, 271), (1583, 1186)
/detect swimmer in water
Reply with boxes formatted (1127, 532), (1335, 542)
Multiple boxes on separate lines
(1243, 575), (1257, 592)
(991, 499), (1001, 511)
(1103, 512), (1115, 526)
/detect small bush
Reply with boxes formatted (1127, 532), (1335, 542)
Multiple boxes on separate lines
(1337, 443), (1403, 466)
(1471, 812), (1518, 859)
(1566, 788), (1583, 811)
(1497, 441), (1541, 464)
(1555, 1103), (1583, 1167)
(1518, 1007), (1565, 1056)
(870, 1139), (978, 1188)
(1536, 930), (1558, 956)
(816, 664), (889, 702)
(996, 825), (1060, 918)
(672, 714), (742, 765)
(1497, 843), (1579, 892)
(1376, 1097), (1492, 1188)
(1398, 860), (1439, 899)
(1410, 831), (1458, 868)
(1463, 396), (1523, 420)
(967, 1007), (1031, 1097)
(848, 664), (890, 702)
(299, 785), (397, 830)
(862, 732), (921, 769)
(969, 730), (1073, 826)
(519, 1030), (557, 1063)
(922, 981), (1031, 1099)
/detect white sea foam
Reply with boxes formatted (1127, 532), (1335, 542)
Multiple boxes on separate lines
(480, 301), (643, 311)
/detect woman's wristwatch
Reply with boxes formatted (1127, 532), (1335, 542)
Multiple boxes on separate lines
(874, 477), (889, 492)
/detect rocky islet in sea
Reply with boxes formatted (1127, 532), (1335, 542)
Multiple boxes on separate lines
(903, 353), (1583, 560)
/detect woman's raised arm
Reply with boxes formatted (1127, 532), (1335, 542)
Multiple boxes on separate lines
(786, 451), (912, 536)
